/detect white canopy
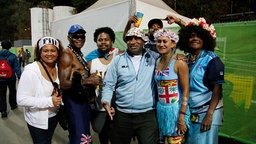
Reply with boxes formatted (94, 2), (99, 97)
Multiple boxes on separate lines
(51, 0), (190, 54)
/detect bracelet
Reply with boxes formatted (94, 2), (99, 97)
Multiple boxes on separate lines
(181, 101), (188, 106)
(180, 111), (187, 115)
(182, 97), (188, 101)
(177, 122), (186, 126)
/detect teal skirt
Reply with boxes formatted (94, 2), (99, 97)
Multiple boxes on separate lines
(156, 101), (190, 137)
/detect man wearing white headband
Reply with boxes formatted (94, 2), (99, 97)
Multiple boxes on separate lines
(58, 24), (102, 144)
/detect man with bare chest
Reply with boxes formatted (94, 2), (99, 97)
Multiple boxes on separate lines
(58, 25), (102, 144)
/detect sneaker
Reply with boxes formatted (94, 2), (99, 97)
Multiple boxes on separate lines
(1, 112), (7, 118)
(11, 106), (18, 110)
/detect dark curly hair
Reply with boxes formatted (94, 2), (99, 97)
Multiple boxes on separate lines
(93, 27), (115, 43)
(177, 25), (216, 53)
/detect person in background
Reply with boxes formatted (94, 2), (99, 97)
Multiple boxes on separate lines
(25, 49), (31, 65)
(177, 17), (224, 144)
(58, 24), (102, 144)
(122, 15), (163, 53)
(17, 36), (63, 144)
(0, 40), (21, 118)
(18, 47), (25, 67)
(102, 27), (159, 144)
(86, 27), (118, 144)
(153, 29), (190, 144)
(85, 27), (120, 63)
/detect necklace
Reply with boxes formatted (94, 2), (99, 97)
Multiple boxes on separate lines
(68, 45), (89, 71)
(189, 51), (202, 65)
(158, 48), (176, 72)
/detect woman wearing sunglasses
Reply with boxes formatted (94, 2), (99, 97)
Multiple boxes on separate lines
(17, 36), (63, 144)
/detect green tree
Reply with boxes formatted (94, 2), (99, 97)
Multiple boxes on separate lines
(70, 0), (97, 13)
(0, 0), (16, 41)
(9, 0), (32, 40)
(164, 0), (230, 23)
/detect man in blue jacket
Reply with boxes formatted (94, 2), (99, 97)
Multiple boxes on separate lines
(102, 27), (159, 144)
(0, 40), (21, 118)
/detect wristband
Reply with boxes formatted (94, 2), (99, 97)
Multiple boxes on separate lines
(182, 97), (188, 101)
(177, 122), (186, 126)
(181, 101), (188, 106)
(180, 111), (187, 115)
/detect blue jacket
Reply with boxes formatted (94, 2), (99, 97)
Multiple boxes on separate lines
(0, 50), (21, 81)
(102, 50), (159, 113)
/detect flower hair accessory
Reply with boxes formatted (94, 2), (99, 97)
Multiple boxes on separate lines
(154, 29), (179, 43)
(187, 17), (216, 39)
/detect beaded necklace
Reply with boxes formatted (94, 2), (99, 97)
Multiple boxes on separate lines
(68, 45), (89, 71)
(188, 51), (202, 66)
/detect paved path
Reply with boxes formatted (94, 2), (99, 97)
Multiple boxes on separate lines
(0, 106), (70, 144)
(0, 87), (101, 144)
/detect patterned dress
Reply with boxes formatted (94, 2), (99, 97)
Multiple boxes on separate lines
(154, 59), (190, 137)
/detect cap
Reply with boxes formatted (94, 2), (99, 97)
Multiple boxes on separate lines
(148, 19), (163, 29)
(68, 24), (86, 34)
(125, 28), (147, 42)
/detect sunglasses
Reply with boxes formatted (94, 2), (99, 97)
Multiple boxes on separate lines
(71, 35), (86, 40)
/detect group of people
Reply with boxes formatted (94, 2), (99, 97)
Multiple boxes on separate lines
(17, 47), (31, 67)
(0, 12), (224, 144)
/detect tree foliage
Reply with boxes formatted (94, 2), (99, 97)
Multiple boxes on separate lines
(0, 0), (255, 42)
(163, 0), (230, 23)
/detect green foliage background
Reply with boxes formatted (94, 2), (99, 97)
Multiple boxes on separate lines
(114, 21), (256, 143)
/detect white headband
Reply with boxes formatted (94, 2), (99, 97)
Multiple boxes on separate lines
(38, 36), (59, 50)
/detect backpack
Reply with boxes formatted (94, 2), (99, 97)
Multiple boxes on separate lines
(0, 54), (13, 79)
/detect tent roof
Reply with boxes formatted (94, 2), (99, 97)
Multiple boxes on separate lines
(50, 0), (190, 55)
(83, 0), (129, 12)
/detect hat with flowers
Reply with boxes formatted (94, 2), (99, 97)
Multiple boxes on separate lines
(125, 27), (148, 42)
(154, 29), (179, 43)
(187, 17), (216, 39)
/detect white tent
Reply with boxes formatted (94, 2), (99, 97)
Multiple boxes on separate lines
(51, 0), (190, 55)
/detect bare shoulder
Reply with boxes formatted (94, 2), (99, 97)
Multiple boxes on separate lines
(175, 58), (188, 67)
(174, 54), (188, 71)
(58, 48), (73, 68)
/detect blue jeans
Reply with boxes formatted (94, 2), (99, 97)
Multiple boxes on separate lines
(27, 115), (58, 144)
